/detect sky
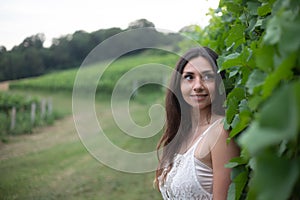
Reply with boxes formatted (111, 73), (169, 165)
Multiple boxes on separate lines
(0, 0), (220, 50)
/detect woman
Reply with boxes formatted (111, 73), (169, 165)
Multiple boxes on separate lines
(155, 47), (239, 199)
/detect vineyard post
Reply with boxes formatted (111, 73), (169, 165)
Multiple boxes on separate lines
(10, 107), (16, 130)
(31, 102), (36, 124)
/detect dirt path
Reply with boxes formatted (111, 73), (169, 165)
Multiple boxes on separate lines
(0, 81), (9, 91)
(0, 115), (80, 161)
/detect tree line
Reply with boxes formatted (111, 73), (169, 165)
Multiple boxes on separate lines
(0, 19), (182, 81)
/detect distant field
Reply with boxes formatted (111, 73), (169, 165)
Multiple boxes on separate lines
(10, 53), (178, 93)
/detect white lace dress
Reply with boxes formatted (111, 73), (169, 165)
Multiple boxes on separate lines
(159, 120), (222, 200)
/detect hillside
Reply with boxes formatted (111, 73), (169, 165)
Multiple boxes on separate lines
(10, 52), (178, 93)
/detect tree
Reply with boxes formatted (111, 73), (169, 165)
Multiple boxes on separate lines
(127, 18), (155, 29)
(18, 33), (45, 50)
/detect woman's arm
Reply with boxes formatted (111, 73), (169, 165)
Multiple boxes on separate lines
(211, 128), (239, 200)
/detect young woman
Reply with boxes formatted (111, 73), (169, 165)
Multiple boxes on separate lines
(155, 47), (239, 200)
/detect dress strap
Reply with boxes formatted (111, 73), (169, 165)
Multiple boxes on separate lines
(191, 118), (223, 151)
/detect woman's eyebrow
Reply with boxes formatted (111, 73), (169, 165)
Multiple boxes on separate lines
(201, 70), (214, 74)
(182, 71), (194, 74)
(183, 70), (214, 74)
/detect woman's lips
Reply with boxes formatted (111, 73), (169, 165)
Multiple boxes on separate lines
(190, 94), (208, 101)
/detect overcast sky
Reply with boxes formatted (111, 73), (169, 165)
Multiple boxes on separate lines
(0, 0), (219, 50)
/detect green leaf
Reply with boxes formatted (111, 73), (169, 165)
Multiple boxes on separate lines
(226, 87), (245, 123)
(247, 2), (261, 15)
(227, 164), (249, 200)
(229, 67), (239, 78)
(226, 2), (243, 14)
(264, 10), (300, 54)
(220, 47), (253, 71)
(260, 85), (296, 130)
(263, 15), (281, 45)
(248, 152), (299, 200)
(225, 24), (246, 50)
(239, 83), (299, 155)
(245, 69), (267, 94)
(257, 3), (272, 16)
(225, 157), (248, 168)
(245, 18), (257, 33)
(262, 53), (296, 99)
(248, 95), (263, 111)
(229, 110), (252, 138)
(255, 44), (274, 73)
(238, 99), (249, 112)
(279, 15), (300, 54)
(219, 53), (241, 70)
(227, 183), (236, 200)
(233, 171), (248, 200)
(240, 66), (252, 85)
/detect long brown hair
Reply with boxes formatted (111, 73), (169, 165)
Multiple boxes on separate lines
(155, 47), (225, 189)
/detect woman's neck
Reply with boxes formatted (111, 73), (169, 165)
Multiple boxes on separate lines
(191, 106), (212, 129)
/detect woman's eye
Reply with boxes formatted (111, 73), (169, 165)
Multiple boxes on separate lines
(183, 75), (193, 80)
(203, 74), (215, 81)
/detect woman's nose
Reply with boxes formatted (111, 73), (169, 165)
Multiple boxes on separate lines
(193, 77), (205, 91)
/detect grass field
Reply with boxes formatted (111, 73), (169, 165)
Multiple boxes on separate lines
(0, 53), (172, 199)
(0, 89), (164, 200)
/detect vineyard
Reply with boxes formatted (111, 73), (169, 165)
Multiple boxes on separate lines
(0, 92), (58, 136)
(2, 52), (178, 138)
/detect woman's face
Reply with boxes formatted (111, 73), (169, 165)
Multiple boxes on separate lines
(180, 56), (216, 110)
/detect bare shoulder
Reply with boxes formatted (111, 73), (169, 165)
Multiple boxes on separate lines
(211, 123), (240, 158)
(207, 117), (227, 142)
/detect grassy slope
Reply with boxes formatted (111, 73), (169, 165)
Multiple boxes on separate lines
(0, 93), (163, 200)
(10, 53), (178, 92)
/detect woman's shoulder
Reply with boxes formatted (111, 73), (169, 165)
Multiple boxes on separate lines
(210, 115), (225, 130)
(204, 116), (228, 148)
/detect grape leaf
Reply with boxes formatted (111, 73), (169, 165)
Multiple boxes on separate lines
(245, 69), (267, 94)
(226, 87), (245, 123)
(255, 44), (274, 73)
(257, 3), (272, 16)
(263, 15), (281, 45)
(225, 24), (246, 50)
(262, 53), (296, 99)
(247, 1), (261, 15)
(249, 152), (299, 200)
(239, 83), (298, 155)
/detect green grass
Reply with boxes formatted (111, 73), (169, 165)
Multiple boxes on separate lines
(0, 88), (164, 199)
(0, 139), (160, 200)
